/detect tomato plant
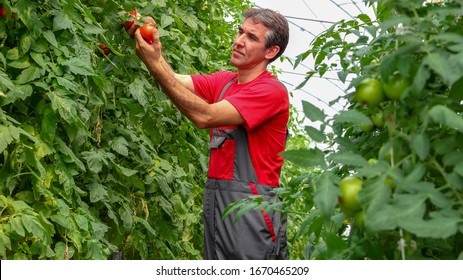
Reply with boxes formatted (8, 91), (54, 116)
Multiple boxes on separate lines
(284, 0), (463, 260)
(355, 78), (384, 107)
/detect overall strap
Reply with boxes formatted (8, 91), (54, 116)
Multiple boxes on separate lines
(217, 77), (238, 102)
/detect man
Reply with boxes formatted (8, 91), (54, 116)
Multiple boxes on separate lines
(129, 7), (290, 260)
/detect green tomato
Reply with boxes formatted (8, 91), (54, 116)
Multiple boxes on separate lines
(360, 122), (373, 133)
(385, 177), (396, 190)
(383, 75), (410, 100)
(354, 210), (365, 228)
(355, 78), (385, 107)
(338, 176), (363, 212)
(371, 111), (385, 128)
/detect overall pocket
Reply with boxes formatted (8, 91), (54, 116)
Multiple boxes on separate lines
(208, 129), (236, 180)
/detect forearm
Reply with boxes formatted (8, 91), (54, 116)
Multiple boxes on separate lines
(150, 62), (211, 128)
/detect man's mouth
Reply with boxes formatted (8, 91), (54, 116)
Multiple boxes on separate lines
(233, 49), (244, 56)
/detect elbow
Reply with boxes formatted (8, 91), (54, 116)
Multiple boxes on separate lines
(192, 114), (214, 129)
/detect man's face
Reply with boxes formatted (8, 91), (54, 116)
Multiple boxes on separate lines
(231, 18), (272, 70)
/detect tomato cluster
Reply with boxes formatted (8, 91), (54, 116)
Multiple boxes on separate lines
(354, 74), (410, 133)
(98, 43), (110, 57)
(354, 74), (410, 108)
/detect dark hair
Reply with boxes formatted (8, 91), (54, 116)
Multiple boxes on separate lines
(244, 7), (289, 63)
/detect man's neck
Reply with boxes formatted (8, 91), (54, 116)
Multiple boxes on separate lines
(237, 68), (267, 84)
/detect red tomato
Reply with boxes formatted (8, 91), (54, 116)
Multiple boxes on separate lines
(98, 44), (110, 57)
(140, 22), (155, 44)
(0, 5), (7, 17)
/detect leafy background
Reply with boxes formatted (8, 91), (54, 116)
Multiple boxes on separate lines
(0, 0), (256, 259)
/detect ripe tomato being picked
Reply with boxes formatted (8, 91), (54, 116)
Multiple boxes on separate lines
(140, 22), (156, 44)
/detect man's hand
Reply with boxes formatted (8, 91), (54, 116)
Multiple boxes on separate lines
(133, 19), (163, 75)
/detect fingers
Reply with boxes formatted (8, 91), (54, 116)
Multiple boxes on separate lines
(125, 16), (157, 37)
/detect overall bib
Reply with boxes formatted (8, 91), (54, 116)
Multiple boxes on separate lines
(202, 78), (287, 260)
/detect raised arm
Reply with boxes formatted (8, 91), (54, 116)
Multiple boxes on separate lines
(131, 24), (244, 129)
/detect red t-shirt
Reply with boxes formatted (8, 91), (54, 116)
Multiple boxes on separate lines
(191, 70), (289, 186)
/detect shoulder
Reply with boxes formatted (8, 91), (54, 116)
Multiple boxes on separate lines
(192, 71), (237, 84)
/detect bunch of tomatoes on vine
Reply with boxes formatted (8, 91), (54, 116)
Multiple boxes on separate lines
(335, 72), (411, 223)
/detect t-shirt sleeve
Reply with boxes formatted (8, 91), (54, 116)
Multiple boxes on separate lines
(191, 71), (235, 103)
(226, 81), (288, 130)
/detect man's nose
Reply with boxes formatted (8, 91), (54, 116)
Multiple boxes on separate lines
(234, 34), (245, 46)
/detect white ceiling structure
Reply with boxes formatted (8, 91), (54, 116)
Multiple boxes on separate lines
(252, 0), (376, 123)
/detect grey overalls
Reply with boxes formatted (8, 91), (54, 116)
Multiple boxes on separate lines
(202, 78), (287, 260)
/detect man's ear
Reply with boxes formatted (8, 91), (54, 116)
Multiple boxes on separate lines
(265, 45), (280, 61)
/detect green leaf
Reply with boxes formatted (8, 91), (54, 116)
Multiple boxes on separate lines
(328, 151), (368, 167)
(302, 100), (326, 122)
(19, 33), (33, 55)
(411, 133), (430, 160)
(22, 214), (50, 243)
(48, 91), (79, 124)
(115, 164), (138, 177)
(129, 79), (148, 109)
(56, 199), (70, 216)
(85, 240), (107, 260)
(110, 137), (129, 156)
(6, 48), (20, 60)
(61, 58), (94, 76)
(161, 14), (175, 27)
(234, 202), (259, 222)
(73, 214), (89, 231)
(12, 200), (33, 212)
(404, 209), (459, 239)
(314, 174), (339, 220)
(0, 71), (14, 90)
(333, 109), (371, 125)
(282, 148), (326, 168)
(134, 216), (157, 236)
(8, 56), (31, 69)
(30, 52), (45, 67)
(423, 52), (463, 86)
(0, 125), (21, 153)
(0, 232), (12, 254)
(88, 181), (108, 203)
(53, 11), (73, 31)
(82, 151), (105, 173)
(16, 65), (45, 84)
(10, 216), (26, 237)
(119, 206), (134, 231)
(455, 162), (463, 177)
(56, 137), (85, 171)
(428, 105), (463, 133)
(304, 125), (326, 142)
